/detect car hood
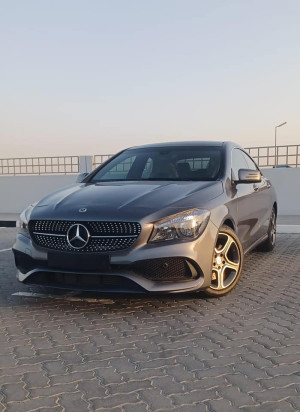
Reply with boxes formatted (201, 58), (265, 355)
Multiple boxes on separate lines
(31, 181), (224, 222)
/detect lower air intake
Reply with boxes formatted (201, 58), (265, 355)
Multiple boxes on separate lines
(130, 257), (198, 281)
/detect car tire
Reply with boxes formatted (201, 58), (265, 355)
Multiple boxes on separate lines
(204, 225), (244, 297)
(257, 207), (276, 252)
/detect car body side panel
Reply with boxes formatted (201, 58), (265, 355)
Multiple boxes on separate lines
(223, 144), (276, 251)
(252, 175), (274, 239)
(236, 183), (261, 250)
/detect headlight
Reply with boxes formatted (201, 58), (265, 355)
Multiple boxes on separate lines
(149, 209), (210, 243)
(17, 203), (37, 238)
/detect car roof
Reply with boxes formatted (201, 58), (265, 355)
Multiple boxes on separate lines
(129, 141), (228, 149)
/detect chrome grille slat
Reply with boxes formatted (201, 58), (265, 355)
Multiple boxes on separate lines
(33, 232), (66, 237)
(29, 220), (141, 252)
(92, 235), (138, 238)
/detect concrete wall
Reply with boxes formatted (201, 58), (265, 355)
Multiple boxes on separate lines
(263, 168), (300, 215)
(0, 168), (299, 219)
(0, 175), (76, 216)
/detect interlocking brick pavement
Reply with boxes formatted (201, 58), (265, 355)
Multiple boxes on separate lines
(0, 228), (299, 411)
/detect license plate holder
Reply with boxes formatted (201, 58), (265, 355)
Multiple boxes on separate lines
(48, 252), (110, 272)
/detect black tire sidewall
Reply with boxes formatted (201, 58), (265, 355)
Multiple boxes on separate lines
(257, 207), (276, 252)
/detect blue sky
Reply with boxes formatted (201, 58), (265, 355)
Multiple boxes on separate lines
(1, 0), (300, 157)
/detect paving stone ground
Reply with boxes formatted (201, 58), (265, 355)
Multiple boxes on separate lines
(0, 228), (299, 412)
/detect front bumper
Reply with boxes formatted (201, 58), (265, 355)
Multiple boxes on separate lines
(12, 220), (218, 293)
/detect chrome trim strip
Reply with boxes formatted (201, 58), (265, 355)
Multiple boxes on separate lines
(92, 235), (138, 239)
(33, 232), (138, 239)
(33, 232), (66, 237)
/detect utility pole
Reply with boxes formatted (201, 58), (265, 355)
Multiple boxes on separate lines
(275, 122), (287, 166)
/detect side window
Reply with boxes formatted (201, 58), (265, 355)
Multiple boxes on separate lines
(244, 153), (258, 171)
(232, 149), (249, 181)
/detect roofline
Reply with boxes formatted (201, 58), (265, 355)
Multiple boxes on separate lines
(127, 141), (226, 149)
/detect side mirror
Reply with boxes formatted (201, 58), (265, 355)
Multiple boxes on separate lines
(76, 172), (89, 183)
(237, 169), (262, 184)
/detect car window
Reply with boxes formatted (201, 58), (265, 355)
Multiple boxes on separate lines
(141, 158), (153, 178)
(98, 155), (137, 180)
(91, 146), (223, 182)
(177, 157), (210, 170)
(232, 149), (249, 181)
(243, 152), (258, 171)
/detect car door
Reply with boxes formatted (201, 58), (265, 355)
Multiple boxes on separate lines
(243, 152), (272, 241)
(231, 148), (265, 250)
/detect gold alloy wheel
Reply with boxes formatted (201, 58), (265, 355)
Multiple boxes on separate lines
(211, 232), (241, 290)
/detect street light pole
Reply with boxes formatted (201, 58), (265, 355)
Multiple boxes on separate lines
(274, 122), (287, 166)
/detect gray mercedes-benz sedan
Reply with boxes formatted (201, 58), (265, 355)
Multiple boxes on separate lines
(13, 141), (277, 296)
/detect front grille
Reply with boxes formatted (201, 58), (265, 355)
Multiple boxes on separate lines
(28, 220), (141, 253)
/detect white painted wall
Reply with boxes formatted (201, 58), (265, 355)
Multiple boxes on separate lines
(263, 168), (300, 215)
(0, 168), (299, 218)
(0, 175), (76, 215)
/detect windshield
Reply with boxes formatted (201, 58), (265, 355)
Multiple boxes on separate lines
(90, 146), (223, 182)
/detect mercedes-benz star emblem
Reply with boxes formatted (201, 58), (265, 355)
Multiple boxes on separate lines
(67, 224), (90, 249)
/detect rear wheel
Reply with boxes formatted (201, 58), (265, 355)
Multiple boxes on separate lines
(257, 208), (276, 252)
(204, 225), (244, 297)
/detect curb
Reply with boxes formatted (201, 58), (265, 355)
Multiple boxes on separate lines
(277, 225), (300, 234)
